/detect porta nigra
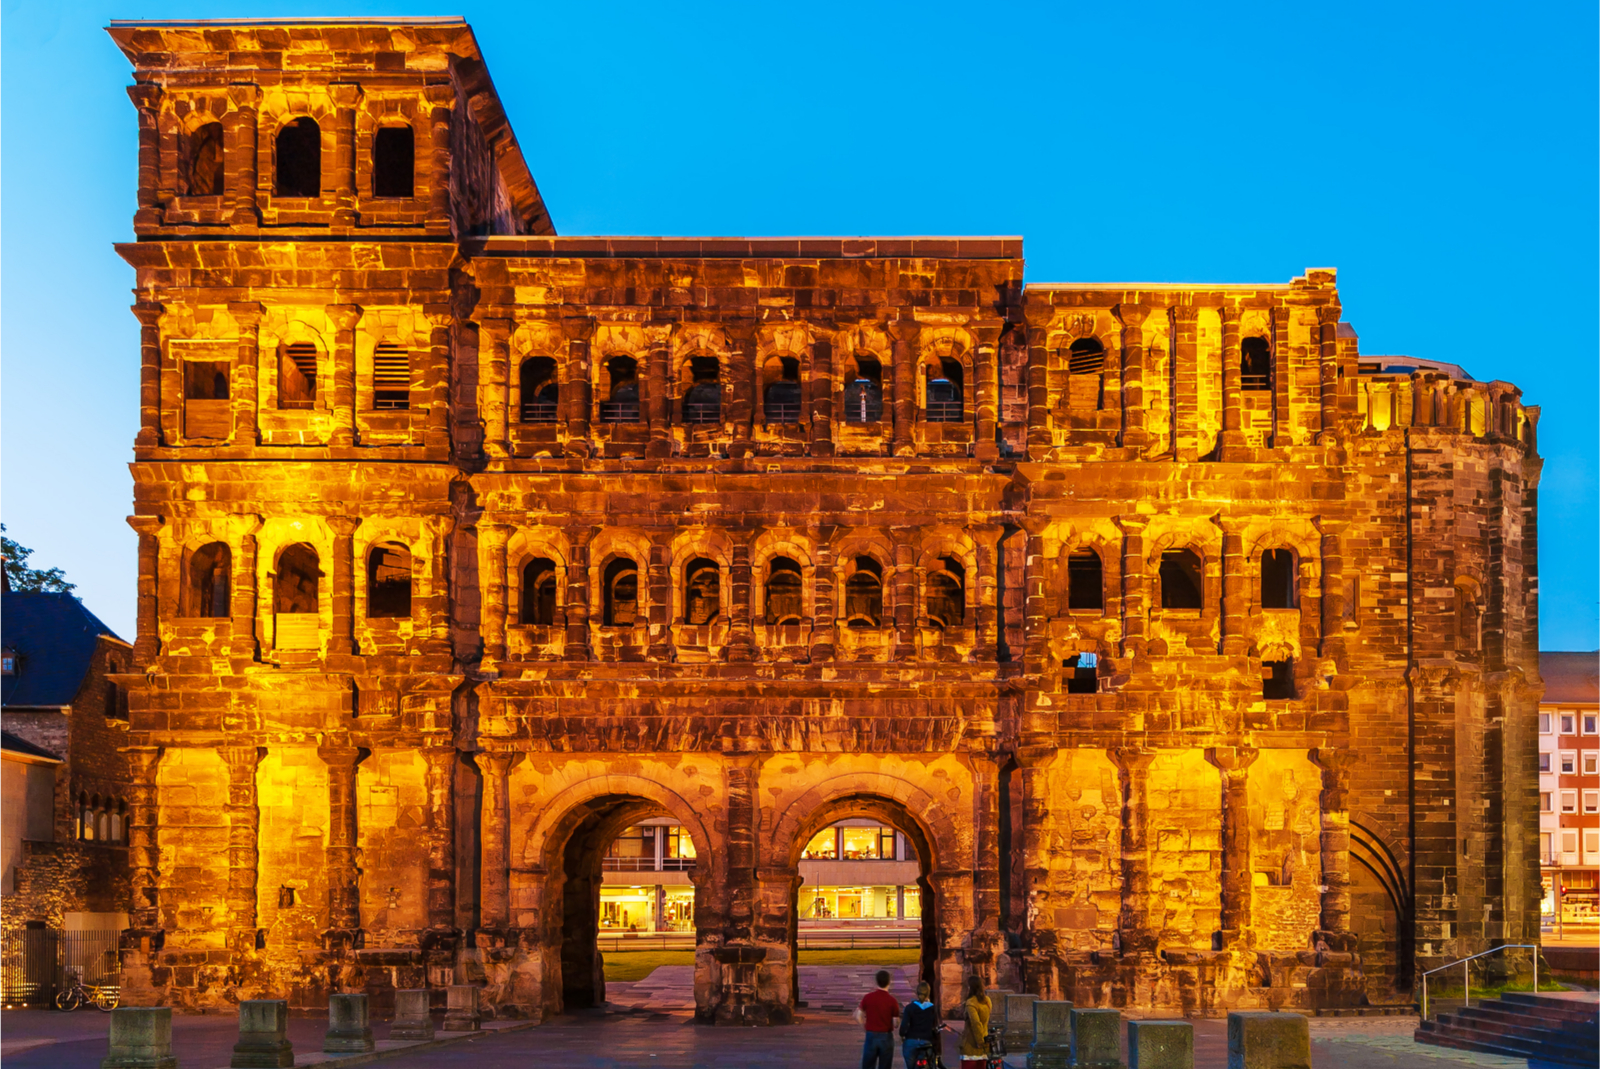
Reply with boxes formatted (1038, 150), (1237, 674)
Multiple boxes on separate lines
(107, 17), (1544, 1022)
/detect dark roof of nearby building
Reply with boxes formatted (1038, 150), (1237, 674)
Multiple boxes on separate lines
(1, 591), (126, 709)
(1542, 651), (1599, 704)
(0, 730), (61, 762)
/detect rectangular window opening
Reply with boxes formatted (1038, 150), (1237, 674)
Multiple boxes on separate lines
(372, 345), (411, 410)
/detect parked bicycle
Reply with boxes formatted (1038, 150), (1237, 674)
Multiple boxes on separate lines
(54, 969), (119, 1011)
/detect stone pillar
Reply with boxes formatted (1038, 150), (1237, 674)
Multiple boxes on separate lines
(565, 526), (595, 660)
(479, 318), (511, 459)
(1218, 305), (1245, 458)
(1171, 305), (1200, 460)
(1311, 747), (1355, 938)
(808, 526), (836, 662)
(809, 336), (834, 456)
(422, 305), (453, 451)
(324, 993), (374, 1052)
(219, 745), (264, 952)
(328, 516), (360, 657)
(102, 1006), (176, 1069)
(728, 536), (755, 662)
(1217, 517), (1249, 656)
(1316, 303), (1342, 444)
(1111, 747), (1157, 954)
(973, 525), (1001, 661)
(646, 335), (672, 458)
(319, 745), (364, 941)
(891, 530), (917, 660)
(1020, 521), (1051, 680)
(1270, 306), (1292, 446)
(974, 334), (1000, 462)
(478, 523), (510, 669)
(889, 320), (918, 456)
(1315, 519), (1347, 659)
(1068, 1008), (1121, 1069)
(442, 985), (481, 1031)
(647, 535), (673, 660)
(1128, 1020), (1193, 1067)
(390, 989), (435, 1041)
(127, 84), (163, 231)
(231, 515), (263, 660)
(125, 747), (163, 931)
(564, 325), (593, 452)
(478, 751), (514, 929)
(133, 302), (164, 448)
(423, 517), (452, 656)
(1227, 1013), (1309, 1067)
(231, 1000), (293, 1069)
(229, 302), (263, 445)
(329, 83), (360, 226)
(1207, 746), (1259, 948)
(1016, 747), (1056, 952)
(227, 84), (261, 226)
(727, 321), (757, 452)
(971, 750), (1006, 972)
(724, 757), (761, 942)
(423, 746), (457, 934)
(1113, 515), (1148, 660)
(128, 516), (162, 666)
(325, 304), (361, 448)
(424, 85), (453, 235)
(1116, 303), (1149, 450)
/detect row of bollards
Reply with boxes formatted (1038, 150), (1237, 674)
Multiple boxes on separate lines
(101, 987), (486, 1069)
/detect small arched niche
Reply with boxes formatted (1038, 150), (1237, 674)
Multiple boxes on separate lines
(182, 121), (225, 197)
(683, 558), (721, 625)
(275, 117), (321, 197)
(1158, 548), (1204, 610)
(766, 557), (803, 624)
(843, 356), (884, 423)
(925, 557), (965, 629)
(600, 356), (641, 423)
(844, 557), (884, 628)
(522, 558), (558, 625)
(1260, 549), (1296, 610)
(602, 558), (639, 626)
(520, 357), (560, 423)
(184, 541), (231, 618)
(367, 543), (412, 618)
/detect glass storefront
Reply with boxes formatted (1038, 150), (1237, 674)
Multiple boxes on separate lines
(599, 886), (655, 931)
(798, 885), (920, 921)
(662, 888), (694, 931)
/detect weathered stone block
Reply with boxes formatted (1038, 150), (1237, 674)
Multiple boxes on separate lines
(1024, 1000), (1073, 1069)
(1128, 1020), (1193, 1069)
(1002, 993), (1039, 1049)
(441, 984), (481, 1031)
(231, 1000), (293, 1069)
(103, 1007), (177, 1069)
(1226, 1012), (1309, 1069)
(389, 988), (435, 1041)
(323, 993), (375, 1053)
(1071, 1008), (1123, 1068)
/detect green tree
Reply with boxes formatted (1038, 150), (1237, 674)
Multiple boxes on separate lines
(1, 524), (76, 594)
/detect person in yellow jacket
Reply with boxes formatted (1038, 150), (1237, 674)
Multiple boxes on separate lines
(957, 975), (992, 1066)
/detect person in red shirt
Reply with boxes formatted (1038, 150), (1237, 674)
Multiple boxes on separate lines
(854, 969), (900, 1069)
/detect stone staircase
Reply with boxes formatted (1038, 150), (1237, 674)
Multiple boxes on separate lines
(1415, 992), (1598, 1066)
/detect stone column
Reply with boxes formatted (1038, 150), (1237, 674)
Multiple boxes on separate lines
(646, 334), (672, 458)
(889, 321), (918, 456)
(1217, 517), (1249, 656)
(565, 526), (596, 660)
(227, 84), (261, 226)
(891, 530), (917, 660)
(229, 302), (264, 445)
(727, 321), (757, 452)
(479, 318), (511, 459)
(423, 746), (457, 933)
(127, 84), (163, 230)
(1025, 328), (1051, 455)
(219, 745), (264, 951)
(231, 515), (263, 661)
(128, 516), (163, 666)
(973, 526), (1001, 661)
(1112, 747), (1158, 954)
(724, 757), (761, 941)
(133, 302), (164, 448)
(647, 534), (673, 660)
(1218, 305), (1245, 458)
(479, 523), (510, 669)
(1206, 746), (1259, 948)
(478, 751), (514, 930)
(566, 325), (595, 456)
(328, 517), (360, 658)
(329, 83), (361, 226)
(728, 536), (755, 662)
(972, 751), (1004, 938)
(1015, 747), (1056, 953)
(1020, 520), (1051, 681)
(1116, 303), (1150, 451)
(1270, 307), (1292, 446)
(1316, 304), (1342, 444)
(126, 746), (164, 931)
(422, 305), (453, 451)
(1113, 515), (1148, 659)
(974, 334), (1000, 462)
(808, 525), (836, 662)
(318, 746), (364, 942)
(1311, 747), (1355, 938)
(809, 336), (834, 456)
(325, 305), (361, 448)
(1316, 519), (1347, 659)
(1171, 306), (1199, 460)
(423, 85), (453, 235)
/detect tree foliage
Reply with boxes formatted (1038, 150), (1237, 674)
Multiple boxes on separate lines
(1, 524), (76, 594)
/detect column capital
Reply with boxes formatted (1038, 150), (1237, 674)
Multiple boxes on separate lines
(328, 81), (363, 108)
(1170, 304), (1199, 324)
(217, 743), (264, 769)
(1213, 514), (1250, 536)
(228, 301), (266, 327)
(1316, 302), (1344, 325)
(1219, 304), (1242, 327)
(1310, 746), (1356, 791)
(1205, 744), (1260, 775)
(327, 515), (361, 537)
(127, 514), (163, 536)
(1312, 516), (1347, 536)
(422, 82), (455, 109)
(1110, 746), (1158, 773)
(226, 82), (261, 109)
(1114, 303), (1151, 328)
(477, 750), (517, 776)
(130, 301), (165, 328)
(317, 744), (364, 768)
(422, 303), (454, 330)
(1112, 514), (1149, 535)
(324, 304), (363, 330)
(126, 83), (163, 109)
(885, 318), (920, 343)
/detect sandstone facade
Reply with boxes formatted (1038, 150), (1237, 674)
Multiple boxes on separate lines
(107, 17), (1543, 1021)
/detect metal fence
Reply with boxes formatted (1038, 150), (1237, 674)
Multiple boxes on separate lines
(1, 928), (122, 1005)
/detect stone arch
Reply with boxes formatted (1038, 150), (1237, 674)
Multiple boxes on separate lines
(751, 531), (815, 624)
(915, 530), (979, 629)
(264, 101), (336, 199)
(1146, 523), (1220, 613)
(263, 318), (331, 412)
(507, 529), (571, 626)
(918, 327), (974, 422)
(588, 529), (653, 624)
(669, 530), (733, 625)
(832, 532), (897, 627)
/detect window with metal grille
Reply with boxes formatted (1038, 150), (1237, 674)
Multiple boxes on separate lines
(279, 344), (318, 409)
(843, 357), (883, 423)
(372, 345), (411, 410)
(1065, 339), (1106, 411)
(925, 358), (964, 422)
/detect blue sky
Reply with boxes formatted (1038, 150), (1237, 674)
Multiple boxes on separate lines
(3, 1), (1595, 649)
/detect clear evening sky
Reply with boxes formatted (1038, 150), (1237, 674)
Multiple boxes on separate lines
(3, 1), (1595, 650)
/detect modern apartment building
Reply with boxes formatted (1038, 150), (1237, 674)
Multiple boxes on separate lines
(1538, 651), (1599, 928)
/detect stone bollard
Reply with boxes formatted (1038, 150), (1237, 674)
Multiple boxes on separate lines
(324, 993), (375, 1054)
(231, 1000), (293, 1068)
(441, 984), (481, 1032)
(1001, 993), (1040, 1051)
(102, 1007), (177, 1069)
(1226, 1012), (1310, 1069)
(1024, 1000), (1073, 1069)
(1070, 1008), (1124, 1068)
(389, 988), (436, 1041)
(1128, 1020), (1194, 1069)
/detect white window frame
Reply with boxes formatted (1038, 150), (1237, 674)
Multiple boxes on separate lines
(1539, 753), (1552, 773)
(1584, 713), (1598, 735)
(1541, 791), (1553, 812)
(1560, 790), (1578, 813)
(1560, 714), (1576, 735)
(1584, 791), (1600, 815)
(1559, 750), (1577, 774)
(1586, 829), (1600, 859)
(1584, 752), (1599, 776)
(1540, 712), (1553, 734)
(1562, 830), (1579, 855)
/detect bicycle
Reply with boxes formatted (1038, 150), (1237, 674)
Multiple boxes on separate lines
(54, 970), (120, 1011)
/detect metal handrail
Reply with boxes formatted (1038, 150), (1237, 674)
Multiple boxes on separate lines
(1419, 943), (1539, 1020)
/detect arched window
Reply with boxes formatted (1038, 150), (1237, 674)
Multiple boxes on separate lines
(279, 343), (318, 409)
(1456, 580), (1481, 651)
(520, 357), (560, 423)
(603, 559), (639, 626)
(1158, 549), (1203, 609)
(372, 125), (414, 198)
(367, 543), (412, 618)
(183, 121), (225, 196)
(766, 557), (803, 624)
(1260, 549), (1296, 609)
(1067, 338), (1106, 411)
(372, 344), (411, 410)
(926, 557), (965, 629)
(104, 667), (121, 720)
(764, 357), (802, 423)
(97, 809), (111, 843)
(843, 356), (884, 423)
(275, 117), (321, 197)
(185, 541), (231, 618)
(844, 557), (883, 629)
(925, 358), (964, 422)
(522, 558), (557, 625)
(78, 794), (92, 841)
(682, 357), (721, 424)
(275, 543), (321, 614)
(683, 558), (720, 624)
(1241, 337), (1272, 391)
(1066, 550), (1103, 612)
(600, 356), (640, 423)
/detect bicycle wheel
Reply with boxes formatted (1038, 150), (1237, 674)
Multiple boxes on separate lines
(55, 987), (83, 1011)
(94, 988), (120, 1011)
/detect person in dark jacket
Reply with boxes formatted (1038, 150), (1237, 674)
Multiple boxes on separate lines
(899, 981), (941, 1067)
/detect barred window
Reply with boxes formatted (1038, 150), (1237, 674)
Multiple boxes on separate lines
(373, 345), (411, 410)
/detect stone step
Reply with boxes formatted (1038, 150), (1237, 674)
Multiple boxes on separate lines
(1499, 991), (1600, 1022)
(1434, 1011), (1599, 1056)
(1451, 1002), (1600, 1039)
(1417, 1016), (1597, 1066)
